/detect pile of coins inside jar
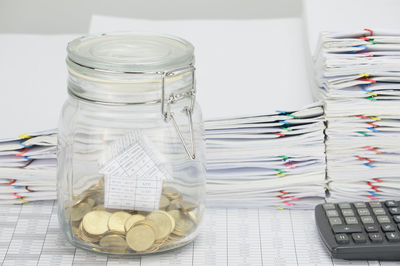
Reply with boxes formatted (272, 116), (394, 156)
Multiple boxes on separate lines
(66, 177), (200, 254)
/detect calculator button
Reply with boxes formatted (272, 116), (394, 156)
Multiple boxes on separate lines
(338, 203), (351, 209)
(372, 208), (386, 216)
(389, 207), (400, 215)
(365, 224), (379, 232)
(382, 224), (396, 232)
(394, 215), (400, 223)
(369, 233), (383, 243)
(357, 208), (371, 216)
(326, 210), (339, 217)
(386, 232), (400, 242)
(369, 201), (382, 208)
(377, 216), (391, 224)
(332, 224), (362, 233)
(323, 203), (336, 210)
(385, 200), (398, 207)
(354, 202), (367, 208)
(329, 217), (343, 226)
(361, 216), (375, 224)
(342, 209), (355, 217)
(352, 233), (367, 243)
(335, 234), (349, 244)
(345, 217), (358, 225)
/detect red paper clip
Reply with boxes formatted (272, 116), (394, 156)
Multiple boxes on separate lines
(19, 160), (34, 168)
(355, 155), (375, 163)
(360, 52), (374, 57)
(367, 195), (377, 200)
(367, 122), (378, 128)
(367, 181), (381, 192)
(15, 148), (29, 157)
(364, 28), (374, 36)
(358, 77), (376, 83)
(284, 161), (296, 169)
(363, 146), (382, 154)
(25, 186), (35, 192)
(283, 201), (294, 206)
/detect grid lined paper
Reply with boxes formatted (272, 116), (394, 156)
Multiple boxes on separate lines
(0, 201), (390, 266)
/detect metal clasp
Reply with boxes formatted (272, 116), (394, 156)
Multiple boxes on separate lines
(161, 65), (196, 160)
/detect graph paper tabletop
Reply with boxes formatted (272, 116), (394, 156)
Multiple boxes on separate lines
(0, 201), (392, 266)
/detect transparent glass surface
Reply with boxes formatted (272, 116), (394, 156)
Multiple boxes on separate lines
(57, 34), (206, 255)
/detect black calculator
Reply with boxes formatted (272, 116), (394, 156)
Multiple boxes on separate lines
(315, 200), (400, 260)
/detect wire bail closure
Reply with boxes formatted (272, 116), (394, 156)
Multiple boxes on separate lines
(161, 65), (196, 160)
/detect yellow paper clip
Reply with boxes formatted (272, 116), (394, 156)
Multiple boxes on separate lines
(276, 205), (284, 210)
(359, 73), (370, 78)
(18, 134), (32, 139)
(18, 198), (29, 203)
(276, 173), (286, 177)
(370, 116), (381, 121)
(368, 92), (378, 97)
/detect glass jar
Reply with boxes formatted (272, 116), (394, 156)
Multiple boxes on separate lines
(57, 33), (206, 255)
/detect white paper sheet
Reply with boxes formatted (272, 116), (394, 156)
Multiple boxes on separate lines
(0, 201), (384, 266)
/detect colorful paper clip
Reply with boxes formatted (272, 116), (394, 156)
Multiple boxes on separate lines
(364, 28), (374, 36)
(357, 131), (370, 137)
(18, 134), (32, 139)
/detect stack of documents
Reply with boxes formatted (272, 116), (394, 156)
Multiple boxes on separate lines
(0, 130), (57, 204)
(0, 103), (327, 208)
(315, 29), (400, 202)
(205, 103), (326, 209)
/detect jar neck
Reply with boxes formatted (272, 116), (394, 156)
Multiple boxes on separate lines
(66, 58), (195, 105)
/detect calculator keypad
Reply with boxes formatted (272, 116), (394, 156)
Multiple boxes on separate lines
(316, 200), (400, 260)
(323, 201), (400, 244)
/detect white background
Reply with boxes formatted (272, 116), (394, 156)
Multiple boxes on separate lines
(0, 0), (399, 138)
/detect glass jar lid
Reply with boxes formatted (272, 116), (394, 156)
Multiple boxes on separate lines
(66, 33), (196, 105)
(67, 33), (194, 73)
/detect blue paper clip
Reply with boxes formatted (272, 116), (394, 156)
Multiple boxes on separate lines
(364, 162), (375, 168)
(18, 141), (32, 148)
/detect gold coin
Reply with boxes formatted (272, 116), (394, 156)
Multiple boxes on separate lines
(72, 225), (81, 238)
(126, 224), (155, 252)
(162, 186), (181, 200)
(87, 198), (96, 207)
(159, 195), (170, 210)
(71, 202), (91, 222)
(180, 200), (197, 212)
(174, 216), (194, 236)
(146, 211), (173, 240)
(99, 234), (128, 251)
(73, 189), (96, 207)
(93, 191), (104, 205)
(166, 199), (181, 211)
(108, 211), (132, 234)
(124, 214), (145, 232)
(93, 205), (105, 211)
(82, 210), (112, 236)
(167, 210), (181, 221)
(136, 219), (160, 239)
(187, 211), (198, 224)
(164, 211), (175, 233)
(79, 221), (101, 243)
